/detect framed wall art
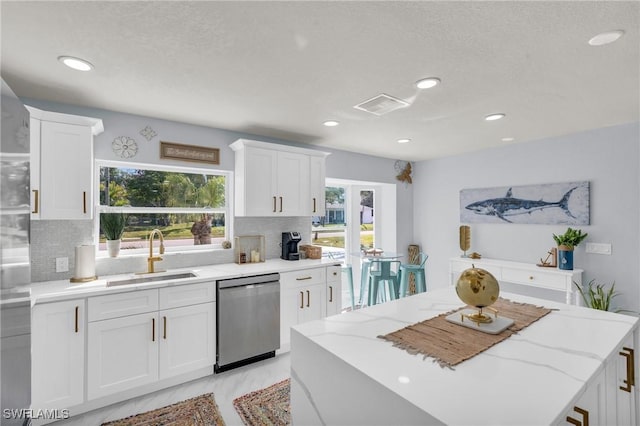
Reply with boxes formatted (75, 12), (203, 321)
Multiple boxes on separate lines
(460, 181), (590, 225)
(160, 141), (220, 165)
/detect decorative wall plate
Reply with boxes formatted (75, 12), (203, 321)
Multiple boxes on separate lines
(139, 125), (157, 141)
(112, 136), (138, 158)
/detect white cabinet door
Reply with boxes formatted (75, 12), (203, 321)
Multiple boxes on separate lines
(29, 116), (41, 220)
(32, 300), (85, 409)
(309, 155), (326, 216)
(562, 368), (607, 425)
(39, 121), (93, 219)
(281, 286), (303, 346)
(277, 151), (309, 216)
(609, 334), (637, 426)
(326, 266), (342, 317)
(243, 147), (279, 216)
(159, 303), (215, 379)
(87, 312), (158, 400)
(299, 284), (325, 324)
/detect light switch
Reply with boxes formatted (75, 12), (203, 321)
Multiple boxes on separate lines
(55, 257), (69, 272)
(585, 243), (612, 255)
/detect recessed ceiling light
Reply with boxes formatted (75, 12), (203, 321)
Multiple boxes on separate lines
(58, 56), (94, 71)
(501, 137), (515, 142)
(485, 113), (505, 121)
(323, 120), (339, 127)
(415, 77), (441, 89)
(397, 138), (411, 144)
(588, 30), (624, 46)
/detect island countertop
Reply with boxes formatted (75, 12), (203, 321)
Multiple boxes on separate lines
(290, 287), (638, 425)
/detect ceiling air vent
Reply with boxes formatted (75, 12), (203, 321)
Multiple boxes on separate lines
(353, 93), (410, 116)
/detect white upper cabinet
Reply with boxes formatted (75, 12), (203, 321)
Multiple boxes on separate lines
(27, 106), (103, 220)
(230, 139), (329, 217)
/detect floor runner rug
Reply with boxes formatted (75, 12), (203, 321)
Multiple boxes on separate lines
(102, 393), (225, 426)
(233, 379), (290, 426)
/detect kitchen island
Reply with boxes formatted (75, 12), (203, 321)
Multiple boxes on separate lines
(290, 287), (638, 425)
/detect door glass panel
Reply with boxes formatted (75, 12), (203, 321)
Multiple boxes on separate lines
(360, 190), (374, 250)
(312, 186), (345, 260)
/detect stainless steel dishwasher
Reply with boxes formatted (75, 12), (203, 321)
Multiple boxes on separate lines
(215, 273), (280, 372)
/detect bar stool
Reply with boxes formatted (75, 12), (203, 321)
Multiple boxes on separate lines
(368, 260), (401, 305)
(398, 253), (428, 297)
(359, 259), (373, 307)
(342, 264), (355, 310)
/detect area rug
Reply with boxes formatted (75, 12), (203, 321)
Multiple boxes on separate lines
(379, 297), (552, 368)
(102, 393), (225, 426)
(233, 379), (290, 426)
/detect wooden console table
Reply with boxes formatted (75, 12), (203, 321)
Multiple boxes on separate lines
(449, 257), (583, 305)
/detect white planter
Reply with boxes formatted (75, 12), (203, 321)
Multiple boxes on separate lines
(106, 240), (121, 258)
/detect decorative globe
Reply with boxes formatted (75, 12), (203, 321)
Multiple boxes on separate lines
(455, 266), (500, 308)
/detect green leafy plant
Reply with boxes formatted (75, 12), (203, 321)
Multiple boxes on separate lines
(101, 213), (127, 240)
(553, 227), (588, 249)
(574, 279), (619, 312)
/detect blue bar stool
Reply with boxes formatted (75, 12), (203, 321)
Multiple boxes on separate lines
(342, 264), (355, 310)
(398, 253), (428, 297)
(359, 259), (372, 307)
(368, 260), (401, 305)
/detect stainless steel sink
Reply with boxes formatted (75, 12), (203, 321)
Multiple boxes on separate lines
(106, 272), (197, 287)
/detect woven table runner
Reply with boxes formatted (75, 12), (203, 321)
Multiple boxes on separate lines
(378, 298), (552, 368)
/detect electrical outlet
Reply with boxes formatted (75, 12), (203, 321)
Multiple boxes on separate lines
(585, 243), (612, 255)
(55, 257), (69, 272)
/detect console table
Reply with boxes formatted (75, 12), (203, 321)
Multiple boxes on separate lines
(449, 257), (583, 305)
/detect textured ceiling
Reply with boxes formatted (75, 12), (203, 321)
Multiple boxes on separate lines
(1, 1), (638, 161)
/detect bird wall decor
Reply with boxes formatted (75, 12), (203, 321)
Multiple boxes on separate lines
(395, 160), (412, 184)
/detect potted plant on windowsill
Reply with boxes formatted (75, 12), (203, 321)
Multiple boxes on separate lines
(101, 213), (126, 258)
(552, 227), (588, 270)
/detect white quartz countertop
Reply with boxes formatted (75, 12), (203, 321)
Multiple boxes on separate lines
(291, 287), (638, 425)
(14, 258), (340, 306)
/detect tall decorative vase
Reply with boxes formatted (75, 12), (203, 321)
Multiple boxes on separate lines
(557, 245), (573, 270)
(106, 239), (121, 258)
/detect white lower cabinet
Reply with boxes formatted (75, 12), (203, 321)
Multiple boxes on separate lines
(31, 300), (85, 410)
(562, 368), (607, 425)
(281, 265), (342, 347)
(326, 265), (342, 317)
(87, 283), (215, 400)
(87, 312), (159, 399)
(158, 303), (215, 379)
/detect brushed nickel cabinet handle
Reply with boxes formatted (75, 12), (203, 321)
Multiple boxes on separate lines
(152, 318), (156, 342)
(313, 197), (317, 213)
(296, 276), (312, 281)
(273, 196), (277, 212)
(567, 406), (589, 426)
(300, 291), (304, 309)
(279, 196), (283, 212)
(329, 285), (333, 303)
(620, 346), (635, 392)
(306, 290), (310, 307)
(83, 191), (87, 214)
(32, 189), (39, 214)
(163, 316), (167, 340)
(75, 306), (79, 333)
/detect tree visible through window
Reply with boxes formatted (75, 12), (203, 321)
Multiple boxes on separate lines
(97, 164), (229, 253)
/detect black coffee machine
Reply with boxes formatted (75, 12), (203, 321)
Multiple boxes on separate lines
(281, 231), (302, 260)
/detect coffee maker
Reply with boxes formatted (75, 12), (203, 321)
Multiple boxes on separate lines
(281, 231), (302, 260)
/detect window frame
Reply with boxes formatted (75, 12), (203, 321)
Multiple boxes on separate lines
(94, 159), (233, 257)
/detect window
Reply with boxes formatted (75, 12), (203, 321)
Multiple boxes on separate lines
(96, 162), (230, 255)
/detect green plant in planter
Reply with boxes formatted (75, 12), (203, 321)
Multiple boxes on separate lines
(574, 279), (620, 312)
(101, 213), (126, 241)
(552, 227), (588, 250)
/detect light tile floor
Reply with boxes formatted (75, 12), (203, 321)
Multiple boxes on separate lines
(57, 353), (291, 426)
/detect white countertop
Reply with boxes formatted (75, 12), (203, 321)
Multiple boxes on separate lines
(291, 287), (638, 425)
(6, 258), (340, 306)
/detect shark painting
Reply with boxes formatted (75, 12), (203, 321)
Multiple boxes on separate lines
(460, 182), (590, 225)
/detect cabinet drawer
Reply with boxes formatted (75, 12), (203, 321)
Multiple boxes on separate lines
(501, 268), (566, 290)
(281, 267), (326, 288)
(159, 282), (215, 310)
(326, 265), (341, 283)
(451, 261), (501, 279)
(89, 289), (158, 322)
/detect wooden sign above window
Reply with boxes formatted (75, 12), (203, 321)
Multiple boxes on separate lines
(160, 141), (220, 165)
